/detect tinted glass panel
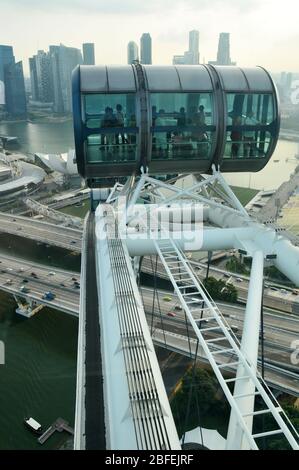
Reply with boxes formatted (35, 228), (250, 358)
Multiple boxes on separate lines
(150, 93), (215, 161)
(225, 93), (274, 159)
(83, 93), (137, 164)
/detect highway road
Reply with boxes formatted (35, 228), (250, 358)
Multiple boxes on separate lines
(141, 256), (299, 314)
(151, 329), (299, 396)
(0, 253), (80, 314)
(0, 210), (298, 315)
(0, 212), (82, 252)
(140, 287), (299, 365)
(0, 252), (297, 394)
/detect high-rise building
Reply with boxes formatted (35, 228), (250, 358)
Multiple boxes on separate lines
(0, 45), (15, 106)
(50, 44), (83, 113)
(29, 44), (83, 113)
(172, 30), (200, 65)
(140, 33), (152, 64)
(4, 61), (27, 116)
(0, 45), (26, 116)
(127, 41), (139, 64)
(83, 43), (95, 65)
(189, 30), (199, 65)
(29, 50), (54, 103)
(209, 33), (236, 66)
(29, 57), (39, 102)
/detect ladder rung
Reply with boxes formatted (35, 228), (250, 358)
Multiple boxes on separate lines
(178, 285), (196, 289)
(197, 326), (222, 333)
(218, 361), (239, 369)
(252, 430), (283, 439)
(173, 275), (190, 280)
(243, 408), (281, 418)
(206, 337), (228, 343)
(225, 375), (251, 383)
(234, 391), (260, 399)
(212, 348), (235, 356)
(182, 292), (201, 297)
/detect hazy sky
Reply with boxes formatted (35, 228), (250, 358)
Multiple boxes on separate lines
(1, 0), (299, 76)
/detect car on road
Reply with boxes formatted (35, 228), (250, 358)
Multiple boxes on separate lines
(5, 279), (12, 285)
(48, 272), (56, 276)
(20, 285), (30, 293)
(73, 282), (80, 289)
(163, 296), (172, 302)
(70, 241), (77, 245)
(269, 287), (278, 292)
(60, 283), (66, 287)
(31, 272), (38, 278)
(22, 279), (29, 283)
(71, 277), (77, 281)
(236, 278), (243, 283)
(167, 312), (176, 317)
(42, 291), (56, 301)
(174, 305), (182, 311)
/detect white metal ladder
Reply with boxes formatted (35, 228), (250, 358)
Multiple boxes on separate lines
(154, 238), (299, 450)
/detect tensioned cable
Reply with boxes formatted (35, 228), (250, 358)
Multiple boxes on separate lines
(149, 254), (167, 347)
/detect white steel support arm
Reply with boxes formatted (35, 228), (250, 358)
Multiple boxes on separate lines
(226, 250), (264, 450)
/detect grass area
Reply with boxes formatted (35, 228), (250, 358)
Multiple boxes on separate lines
(59, 200), (90, 219)
(230, 186), (259, 206)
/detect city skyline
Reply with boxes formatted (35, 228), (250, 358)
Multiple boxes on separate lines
(1, 0), (299, 75)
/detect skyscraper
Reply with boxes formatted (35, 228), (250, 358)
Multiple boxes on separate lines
(4, 61), (27, 116)
(140, 33), (152, 64)
(29, 50), (54, 103)
(50, 44), (83, 113)
(189, 30), (199, 64)
(0, 45), (26, 116)
(127, 41), (139, 64)
(0, 45), (15, 106)
(172, 30), (200, 65)
(217, 33), (231, 65)
(83, 43), (95, 65)
(29, 57), (39, 102)
(209, 33), (236, 66)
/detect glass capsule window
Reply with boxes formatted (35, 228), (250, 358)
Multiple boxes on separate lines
(224, 93), (275, 160)
(150, 93), (215, 161)
(83, 93), (138, 164)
